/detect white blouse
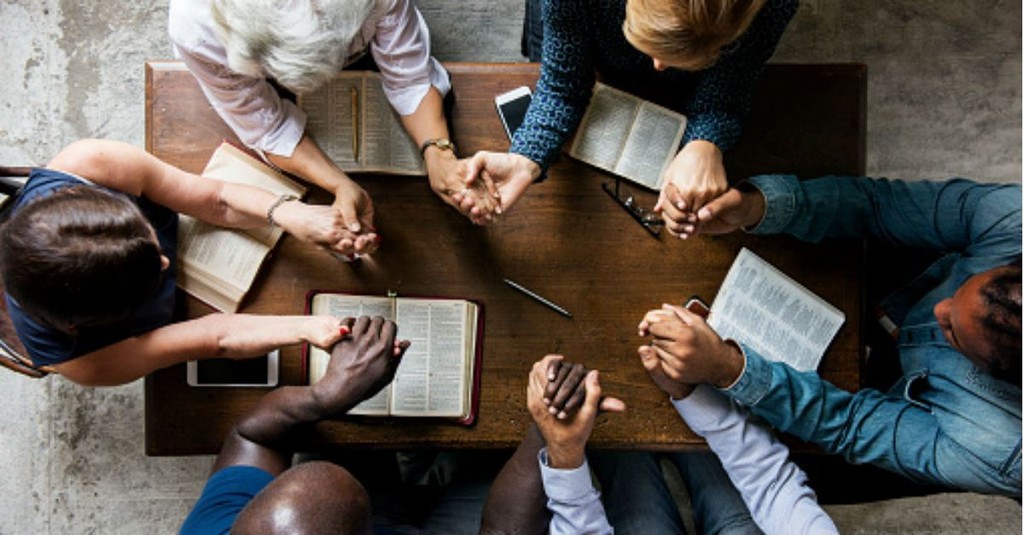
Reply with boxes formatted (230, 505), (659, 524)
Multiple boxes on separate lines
(168, 0), (450, 157)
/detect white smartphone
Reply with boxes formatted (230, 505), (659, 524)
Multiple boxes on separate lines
(186, 350), (280, 387)
(495, 86), (533, 141)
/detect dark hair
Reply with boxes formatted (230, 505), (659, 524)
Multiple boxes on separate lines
(979, 258), (1022, 386)
(0, 185), (163, 331)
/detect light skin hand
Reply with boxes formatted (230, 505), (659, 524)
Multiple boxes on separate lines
(683, 185), (767, 238)
(638, 304), (744, 388)
(427, 150), (499, 224)
(311, 316), (410, 412)
(463, 151), (540, 219)
(303, 315), (356, 349)
(271, 200), (376, 256)
(331, 178), (379, 255)
(655, 140), (727, 238)
(527, 355), (625, 469)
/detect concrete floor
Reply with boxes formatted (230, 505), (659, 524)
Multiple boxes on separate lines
(0, 1), (1020, 533)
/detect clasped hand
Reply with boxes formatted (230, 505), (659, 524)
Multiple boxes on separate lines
(655, 140), (728, 239)
(637, 304), (745, 398)
(527, 355), (625, 469)
(311, 316), (410, 413)
(439, 151), (539, 225)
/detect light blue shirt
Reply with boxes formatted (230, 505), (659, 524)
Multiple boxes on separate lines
(674, 385), (838, 535)
(538, 449), (614, 535)
(726, 175), (1022, 496)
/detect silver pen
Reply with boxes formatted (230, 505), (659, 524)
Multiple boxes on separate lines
(503, 278), (573, 318)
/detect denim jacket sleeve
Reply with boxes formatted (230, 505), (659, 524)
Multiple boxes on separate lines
(725, 344), (1021, 495)
(745, 174), (1022, 269)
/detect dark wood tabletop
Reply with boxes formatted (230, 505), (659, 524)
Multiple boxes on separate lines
(145, 61), (866, 456)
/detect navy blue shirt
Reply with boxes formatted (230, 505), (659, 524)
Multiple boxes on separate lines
(180, 466), (275, 535)
(511, 0), (797, 171)
(5, 168), (178, 366)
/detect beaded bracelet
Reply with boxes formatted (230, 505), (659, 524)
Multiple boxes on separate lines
(266, 194), (299, 227)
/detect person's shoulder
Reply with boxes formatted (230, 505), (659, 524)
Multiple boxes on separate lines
(168, 0), (220, 53)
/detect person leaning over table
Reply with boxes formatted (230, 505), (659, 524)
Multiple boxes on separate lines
(458, 0), (797, 228)
(643, 173), (1022, 495)
(0, 139), (367, 387)
(169, 0), (498, 243)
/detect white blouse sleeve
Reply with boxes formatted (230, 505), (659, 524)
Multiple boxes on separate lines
(168, 0), (306, 157)
(369, 0), (451, 116)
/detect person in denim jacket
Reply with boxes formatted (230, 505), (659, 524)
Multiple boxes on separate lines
(640, 175), (1021, 496)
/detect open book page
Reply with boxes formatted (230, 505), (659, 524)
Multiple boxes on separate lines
(569, 83), (638, 172)
(613, 102), (686, 189)
(361, 76), (424, 175)
(176, 143), (306, 312)
(309, 294), (395, 415)
(389, 299), (473, 418)
(301, 73), (424, 175)
(177, 219), (268, 312)
(303, 75), (360, 167)
(708, 248), (845, 372)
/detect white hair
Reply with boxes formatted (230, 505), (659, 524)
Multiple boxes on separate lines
(211, 0), (380, 93)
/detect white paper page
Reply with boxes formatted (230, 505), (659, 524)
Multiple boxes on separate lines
(302, 76), (360, 167)
(708, 248), (845, 372)
(363, 78), (424, 174)
(569, 84), (639, 172)
(390, 299), (467, 416)
(614, 102), (686, 190)
(177, 216), (268, 295)
(309, 295), (393, 414)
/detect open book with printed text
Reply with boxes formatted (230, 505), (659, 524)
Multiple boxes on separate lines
(709, 248), (845, 372)
(568, 82), (687, 190)
(299, 72), (425, 176)
(304, 291), (483, 425)
(177, 142), (306, 312)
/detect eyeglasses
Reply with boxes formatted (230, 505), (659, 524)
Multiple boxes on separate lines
(601, 178), (664, 238)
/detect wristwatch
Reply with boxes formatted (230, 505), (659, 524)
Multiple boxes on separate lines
(420, 137), (457, 157)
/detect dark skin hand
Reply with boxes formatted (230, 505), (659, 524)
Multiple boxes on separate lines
(211, 316), (409, 476)
(543, 357), (589, 419)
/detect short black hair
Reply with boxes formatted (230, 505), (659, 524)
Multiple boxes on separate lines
(979, 258), (1022, 386)
(0, 185), (163, 331)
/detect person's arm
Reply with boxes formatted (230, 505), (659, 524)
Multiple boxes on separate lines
(479, 425), (551, 535)
(527, 356), (623, 535)
(743, 174), (1023, 263)
(47, 139), (375, 254)
(639, 304), (1017, 495)
(50, 313), (353, 387)
(461, 0), (597, 217)
(210, 316), (408, 475)
(657, 0), (797, 227)
(672, 385), (838, 535)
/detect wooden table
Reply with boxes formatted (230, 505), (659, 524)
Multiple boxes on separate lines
(145, 61), (866, 456)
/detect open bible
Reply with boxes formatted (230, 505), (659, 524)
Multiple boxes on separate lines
(305, 291), (483, 424)
(568, 82), (687, 190)
(176, 142), (306, 312)
(299, 72), (425, 175)
(708, 248), (845, 372)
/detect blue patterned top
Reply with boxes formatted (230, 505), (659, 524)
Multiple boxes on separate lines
(511, 0), (798, 171)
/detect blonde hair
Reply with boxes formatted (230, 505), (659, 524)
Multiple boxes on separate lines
(211, 0), (380, 93)
(623, 0), (766, 70)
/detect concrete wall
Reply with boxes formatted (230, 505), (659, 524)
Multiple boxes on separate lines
(0, 1), (1020, 533)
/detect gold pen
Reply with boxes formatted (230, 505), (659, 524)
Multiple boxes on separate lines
(350, 86), (359, 160)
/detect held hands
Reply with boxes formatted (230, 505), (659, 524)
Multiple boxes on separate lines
(330, 178), (379, 255)
(461, 151), (541, 222)
(637, 305), (745, 392)
(655, 140), (727, 238)
(425, 150), (501, 225)
(311, 316), (410, 413)
(527, 355), (625, 469)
